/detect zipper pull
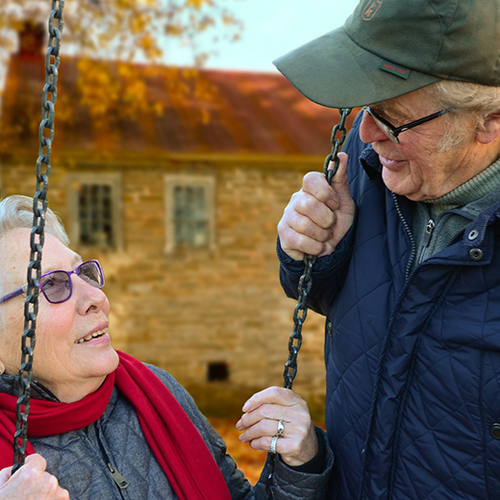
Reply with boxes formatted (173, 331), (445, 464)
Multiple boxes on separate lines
(423, 219), (435, 246)
(107, 463), (130, 489)
(419, 219), (435, 263)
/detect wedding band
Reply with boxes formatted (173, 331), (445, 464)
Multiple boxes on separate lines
(276, 420), (285, 437)
(270, 434), (280, 454)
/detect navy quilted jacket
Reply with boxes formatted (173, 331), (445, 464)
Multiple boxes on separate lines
(279, 113), (500, 499)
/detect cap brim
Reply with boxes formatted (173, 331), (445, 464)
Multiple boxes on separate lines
(273, 26), (441, 108)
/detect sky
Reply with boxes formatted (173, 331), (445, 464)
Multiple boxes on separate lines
(164, 0), (361, 72)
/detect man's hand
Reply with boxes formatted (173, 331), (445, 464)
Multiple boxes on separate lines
(278, 152), (355, 261)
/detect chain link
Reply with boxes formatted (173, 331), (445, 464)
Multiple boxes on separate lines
(266, 108), (352, 498)
(13, 0), (65, 473)
(282, 108), (351, 391)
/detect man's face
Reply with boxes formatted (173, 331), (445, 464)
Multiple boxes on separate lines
(359, 88), (485, 201)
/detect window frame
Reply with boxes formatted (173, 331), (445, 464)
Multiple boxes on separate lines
(164, 174), (215, 253)
(67, 172), (123, 251)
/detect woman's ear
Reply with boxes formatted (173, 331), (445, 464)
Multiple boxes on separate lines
(476, 112), (500, 144)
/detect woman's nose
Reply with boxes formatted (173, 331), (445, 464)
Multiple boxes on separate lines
(74, 278), (108, 314)
(359, 109), (390, 144)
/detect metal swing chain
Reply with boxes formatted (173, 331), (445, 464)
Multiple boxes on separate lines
(265, 108), (352, 499)
(283, 107), (351, 390)
(13, 0), (65, 473)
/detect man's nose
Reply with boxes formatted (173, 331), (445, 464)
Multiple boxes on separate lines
(359, 109), (390, 144)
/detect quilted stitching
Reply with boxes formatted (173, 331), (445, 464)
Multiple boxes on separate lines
(280, 114), (500, 499)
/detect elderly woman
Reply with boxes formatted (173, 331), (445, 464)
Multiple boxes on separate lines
(0, 195), (332, 500)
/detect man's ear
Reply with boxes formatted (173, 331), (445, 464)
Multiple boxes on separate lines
(476, 112), (500, 144)
(0, 359), (5, 375)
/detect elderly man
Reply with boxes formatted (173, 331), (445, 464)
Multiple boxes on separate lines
(275, 0), (500, 499)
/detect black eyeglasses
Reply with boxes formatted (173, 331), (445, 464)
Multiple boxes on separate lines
(0, 260), (105, 305)
(364, 106), (449, 143)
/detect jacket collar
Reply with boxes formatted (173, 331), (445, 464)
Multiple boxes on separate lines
(359, 144), (382, 180)
(0, 374), (60, 402)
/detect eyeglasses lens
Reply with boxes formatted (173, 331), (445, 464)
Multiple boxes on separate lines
(366, 109), (398, 143)
(375, 121), (397, 142)
(40, 261), (104, 304)
(40, 272), (72, 303)
(77, 261), (104, 288)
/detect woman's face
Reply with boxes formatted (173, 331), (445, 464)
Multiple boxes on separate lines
(0, 228), (119, 403)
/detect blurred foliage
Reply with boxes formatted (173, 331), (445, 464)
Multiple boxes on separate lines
(0, 0), (244, 122)
(0, 0), (243, 63)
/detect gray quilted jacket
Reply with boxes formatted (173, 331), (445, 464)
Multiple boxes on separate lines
(0, 364), (333, 499)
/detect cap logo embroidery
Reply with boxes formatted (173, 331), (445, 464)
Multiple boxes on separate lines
(362, 0), (383, 21)
(379, 60), (411, 79)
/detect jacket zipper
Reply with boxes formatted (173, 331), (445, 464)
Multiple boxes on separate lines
(392, 193), (416, 281)
(95, 423), (130, 494)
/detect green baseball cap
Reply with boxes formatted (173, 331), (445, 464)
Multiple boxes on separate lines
(273, 0), (500, 108)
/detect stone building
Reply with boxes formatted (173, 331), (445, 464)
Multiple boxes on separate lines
(0, 29), (358, 415)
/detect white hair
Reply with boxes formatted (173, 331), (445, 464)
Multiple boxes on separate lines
(424, 80), (500, 117)
(0, 195), (69, 246)
(421, 80), (500, 151)
(0, 195), (69, 305)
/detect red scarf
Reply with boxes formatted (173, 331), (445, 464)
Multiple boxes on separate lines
(0, 351), (231, 500)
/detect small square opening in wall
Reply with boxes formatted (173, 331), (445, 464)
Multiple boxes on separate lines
(207, 362), (229, 382)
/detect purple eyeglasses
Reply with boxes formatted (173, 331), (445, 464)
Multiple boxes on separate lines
(0, 260), (105, 305)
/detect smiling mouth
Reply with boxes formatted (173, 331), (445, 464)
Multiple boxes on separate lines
(75, 328), (107, 344)
(378, 154), (406, 167)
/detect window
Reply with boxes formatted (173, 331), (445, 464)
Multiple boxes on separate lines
(207, 362), (229, 382)
(164, 175), (215, 253)
(68, 173), (122, 250)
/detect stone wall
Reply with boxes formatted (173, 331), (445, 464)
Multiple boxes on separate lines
(1, 155), (328, 416)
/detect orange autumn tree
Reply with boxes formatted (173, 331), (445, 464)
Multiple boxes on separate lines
(0, 0), (244, 144)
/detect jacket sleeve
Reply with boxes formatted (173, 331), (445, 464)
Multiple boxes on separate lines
(147, 365), (334, 500)
(278, 225), (355, 316)
(278, 111), (367, 316)
(250, 429), (334, 500)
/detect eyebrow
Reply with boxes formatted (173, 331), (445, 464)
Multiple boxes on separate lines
(371, 104), (411, 124)
(42, 254), (83, 275)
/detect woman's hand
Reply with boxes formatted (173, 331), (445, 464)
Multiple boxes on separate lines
(236, 386), (319, 466)
(0, 454), (70, 499)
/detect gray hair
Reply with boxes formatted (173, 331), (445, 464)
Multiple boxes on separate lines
(0, 196), (69, 325)
(0, 195), (69, 246)
(424, 80), (500, 118)
(422, 80), (500, 151)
